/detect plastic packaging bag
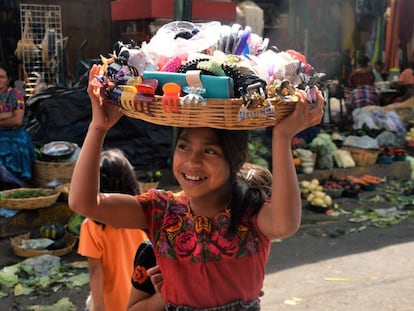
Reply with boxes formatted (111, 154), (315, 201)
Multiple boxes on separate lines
(147, 21), (222, 58)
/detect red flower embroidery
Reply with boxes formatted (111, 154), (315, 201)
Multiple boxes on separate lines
(210, 230), (239, 258)
(175, 231), (199, 258)
(132, 265), (148, 284)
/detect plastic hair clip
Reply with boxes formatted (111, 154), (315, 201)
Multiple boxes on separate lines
(181, 86), (206, 106)
(134, 82), (156, 116)
(162, 83), (181, 113)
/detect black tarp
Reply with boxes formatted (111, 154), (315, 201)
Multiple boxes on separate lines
(25, 86), (173, 170)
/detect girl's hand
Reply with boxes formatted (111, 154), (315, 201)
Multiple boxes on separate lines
(87, 64), (124, 131)
(274, 88), (324, 139)
(147, 265), (164, 295)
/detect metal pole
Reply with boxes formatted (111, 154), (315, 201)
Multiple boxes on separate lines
(174, 0), (192, 21)
(174, 0), (184, 20)
(183, 0), (192, 21)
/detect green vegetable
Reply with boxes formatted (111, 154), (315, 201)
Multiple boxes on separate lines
(139, 170), (163, 182)
(67, 213), (85, 236)
(39, 223), (66, 240)
(46, 235), (67, 250)
(1, 189), (48, 199)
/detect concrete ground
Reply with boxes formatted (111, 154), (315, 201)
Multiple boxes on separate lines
(260, 220), (414, 311)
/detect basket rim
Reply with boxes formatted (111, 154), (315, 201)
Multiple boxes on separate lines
(0, 188), (60, 210)
(10, 232), (77, 258)
(120, 95), (295, 130)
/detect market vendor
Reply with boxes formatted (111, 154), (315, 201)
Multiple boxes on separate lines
(348, 56), (375, 88)
(0, 63), (35, 186)
(344, 56), (381, 127)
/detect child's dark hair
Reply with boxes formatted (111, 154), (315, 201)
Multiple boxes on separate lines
(100, 148), (138, 194)
(230, 162), (272, 234)
(176, 128), (270, 233)
(95, 148), (138, 227)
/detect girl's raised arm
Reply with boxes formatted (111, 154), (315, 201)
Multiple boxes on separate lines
(258, 89), (324, 239)
(68, 65), (147, 229)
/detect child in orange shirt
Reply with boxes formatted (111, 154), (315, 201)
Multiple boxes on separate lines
(78, 148), (147, 311)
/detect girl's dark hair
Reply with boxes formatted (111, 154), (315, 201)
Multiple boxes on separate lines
(99, 148), (138, 195)
(176, 128), (270, 233)
(95, 148), (138, 228)
(230, 162), (272, 234)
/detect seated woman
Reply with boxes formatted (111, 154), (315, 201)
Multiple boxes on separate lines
(0, 63), (35, 188)
(345, 85), (381, 128)
(344, 56), (381, 128)
(348, 56), (375, 88)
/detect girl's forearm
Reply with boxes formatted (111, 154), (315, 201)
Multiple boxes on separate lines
(68, 125), (107, 214)
(271, 131), (302, 237)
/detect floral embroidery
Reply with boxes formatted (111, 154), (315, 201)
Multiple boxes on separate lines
(132, 265), (148, 284)
(143, 190), (263, 263)
(0, 87), (24, 112)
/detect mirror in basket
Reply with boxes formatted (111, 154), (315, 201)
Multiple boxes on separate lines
(39, 141), (78, 162)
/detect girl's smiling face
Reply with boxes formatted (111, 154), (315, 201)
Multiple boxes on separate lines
(173, 128), (231, 200)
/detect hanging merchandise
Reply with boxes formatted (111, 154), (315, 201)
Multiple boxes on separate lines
(384, 0), (400, 71)
(370, 0), (386, 63)
(398, 0), (414, 66)
(18, 4), (63, 96)
(14, 11), (38, 62)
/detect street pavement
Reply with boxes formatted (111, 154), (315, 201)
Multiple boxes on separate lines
(260, 220), (414, 311)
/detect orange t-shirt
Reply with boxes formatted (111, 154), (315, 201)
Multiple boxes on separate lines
(78, 219), (147, 311)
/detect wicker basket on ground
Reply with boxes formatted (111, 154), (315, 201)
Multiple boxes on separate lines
(138, 182), (159, 194)
(0, 188), (60, 209)
(341, 146), (379, 166)
(32, 160), (76, 186)
(10, 232), (77, 258)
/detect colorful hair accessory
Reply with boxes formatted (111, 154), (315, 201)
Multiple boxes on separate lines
(238, 81), (274, 121)
(305, 85), (318, 107)
(161, 83), (182, 113)
(196, 60), (226, 76)
(119, 85), (137, 112)
(234, 26), (251, 55)
(269, 80), (298, 102)
(161, 56), (182, 72)
(181, 86), (206, 106)
(133, 83), (155, 116)
(238, 99), (275, 121)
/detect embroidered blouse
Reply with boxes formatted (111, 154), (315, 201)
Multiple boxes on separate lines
(0, 87), (24, 113)
(137, 189), (271, 308)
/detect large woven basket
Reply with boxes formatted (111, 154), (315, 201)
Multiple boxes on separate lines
(120, 95), (296, 130)
(341, 146), (379, 166)
(0, 188), (60, 210)
(32, 160), (76, 186)
(10, 232), (77, 258)
(138, 181), (159, 194)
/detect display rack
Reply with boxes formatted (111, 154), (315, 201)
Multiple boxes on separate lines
(19, 4), (63, 96)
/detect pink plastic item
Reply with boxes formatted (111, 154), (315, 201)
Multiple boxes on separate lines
(160, 56), (182, 72)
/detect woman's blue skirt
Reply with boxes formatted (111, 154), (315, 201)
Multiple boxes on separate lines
(0, 128), (35, 180)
